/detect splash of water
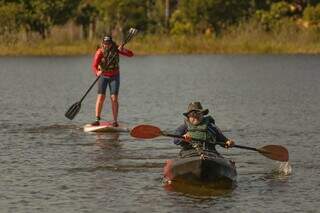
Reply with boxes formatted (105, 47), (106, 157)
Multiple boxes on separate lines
(278, 161), (292, 175)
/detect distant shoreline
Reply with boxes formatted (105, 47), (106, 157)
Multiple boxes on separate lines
(1, 35), (320, 56)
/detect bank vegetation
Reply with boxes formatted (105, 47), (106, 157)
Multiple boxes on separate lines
(1, 0), (320, 55)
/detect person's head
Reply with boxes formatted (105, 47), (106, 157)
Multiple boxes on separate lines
(183, 102), (209, 125)
(101, 35), (113, 49)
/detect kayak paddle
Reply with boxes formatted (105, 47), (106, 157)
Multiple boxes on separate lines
(130, 124), (289, 162)
(65, 28), (138, 120)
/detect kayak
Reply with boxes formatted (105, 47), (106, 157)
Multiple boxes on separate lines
(163, 149), (237, 186)
(83, 121), (130, 133)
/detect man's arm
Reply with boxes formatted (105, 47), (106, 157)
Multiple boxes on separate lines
(208, 124), (227, 143)
(208, 124), (234, 148)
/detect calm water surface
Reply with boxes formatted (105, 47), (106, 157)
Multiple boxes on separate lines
(0, 55), (319, 212)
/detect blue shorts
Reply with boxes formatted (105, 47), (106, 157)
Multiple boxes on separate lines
(97, 75), (120, 95)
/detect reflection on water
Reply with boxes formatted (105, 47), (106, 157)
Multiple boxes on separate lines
(94, 132), (120, 149)
(262, 170), (290, 182)
(163, 178), (235, 198)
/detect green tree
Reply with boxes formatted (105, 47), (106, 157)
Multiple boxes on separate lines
(170, 0), (251, 35)
(254, 1), (294, 31)
(0, 2), (23, 42)
(303, 4), (320, 25)
(21, 0), (80, 39)
(94, 0), (148, 37)
(75, 2), (98, 39)
(146, 0), (167, 33)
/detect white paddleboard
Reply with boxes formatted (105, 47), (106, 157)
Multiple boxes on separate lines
(83, 121), (130, 133)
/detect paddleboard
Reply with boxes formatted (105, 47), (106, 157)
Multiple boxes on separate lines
(83, 121), (130, 133)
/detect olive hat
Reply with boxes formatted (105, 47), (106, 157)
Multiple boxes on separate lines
(183, 102), (209, 117)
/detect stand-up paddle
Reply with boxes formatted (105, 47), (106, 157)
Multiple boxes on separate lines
(130, 124), (289, 162)
(65, 28), (138, 120)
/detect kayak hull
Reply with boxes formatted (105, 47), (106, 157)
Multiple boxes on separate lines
(83, 121), (129, 133)
(164, 151), (237, 185)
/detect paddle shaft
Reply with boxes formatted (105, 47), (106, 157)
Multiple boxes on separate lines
(161, 132), (225, 146)
(233, 144), (259, 152)
(162, 132), (204, 142)
(162, 132), (263, 152)
(162, 132), (287, 161)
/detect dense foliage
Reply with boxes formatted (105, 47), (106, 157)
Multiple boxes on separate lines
(0, 0), (320, 41)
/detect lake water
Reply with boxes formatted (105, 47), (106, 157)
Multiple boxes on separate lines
(0, 54), (319, 212)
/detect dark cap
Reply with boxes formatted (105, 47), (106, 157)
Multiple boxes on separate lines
(102, 35), (112, 44)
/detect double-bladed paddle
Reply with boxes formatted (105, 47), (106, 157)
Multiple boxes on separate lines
(130, 124), (289, 162)
(65, 28), (138, 120)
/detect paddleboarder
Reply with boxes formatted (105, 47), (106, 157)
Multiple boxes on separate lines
(174, 102), (234, 157)
(91, 35), (134, 126)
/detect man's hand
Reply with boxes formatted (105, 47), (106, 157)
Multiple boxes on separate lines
(225, 140), (235, 148)
(182, 133), (192, 143)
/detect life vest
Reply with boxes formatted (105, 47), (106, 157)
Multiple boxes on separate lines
(99, 44), (119, 72)
(185, 116), (216, 143)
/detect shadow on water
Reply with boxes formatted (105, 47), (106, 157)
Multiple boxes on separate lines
(22, 124), (81, 133)
(163, 178), (236, 198)
(2, 123), (81, 134)
(66, 161), (164, 174)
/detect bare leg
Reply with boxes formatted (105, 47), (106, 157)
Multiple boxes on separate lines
(110, 94), (118, 125)
(96, 94), (106, 119)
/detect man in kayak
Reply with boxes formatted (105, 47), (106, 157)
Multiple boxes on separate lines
(91, 35), (134, 126)
(174, 102), (234, 156)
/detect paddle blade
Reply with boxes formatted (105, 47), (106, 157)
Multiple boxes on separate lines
(124, 28), (138, 44)
(258, 145), (289, 162)
(130, 124), (162, 139)
(65, 102), (81, 120)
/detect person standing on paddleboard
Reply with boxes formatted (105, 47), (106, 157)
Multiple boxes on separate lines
(174, 102), (234, 157)
(91, 35), (134, 126)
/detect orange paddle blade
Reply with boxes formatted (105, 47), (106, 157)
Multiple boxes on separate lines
(258, 145), (289, 162)
(130, 124), (162, 139)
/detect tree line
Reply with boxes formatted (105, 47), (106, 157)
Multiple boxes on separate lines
(1, 0), (320, 42)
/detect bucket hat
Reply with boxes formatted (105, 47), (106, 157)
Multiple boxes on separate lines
(183, 102), (209, 117)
